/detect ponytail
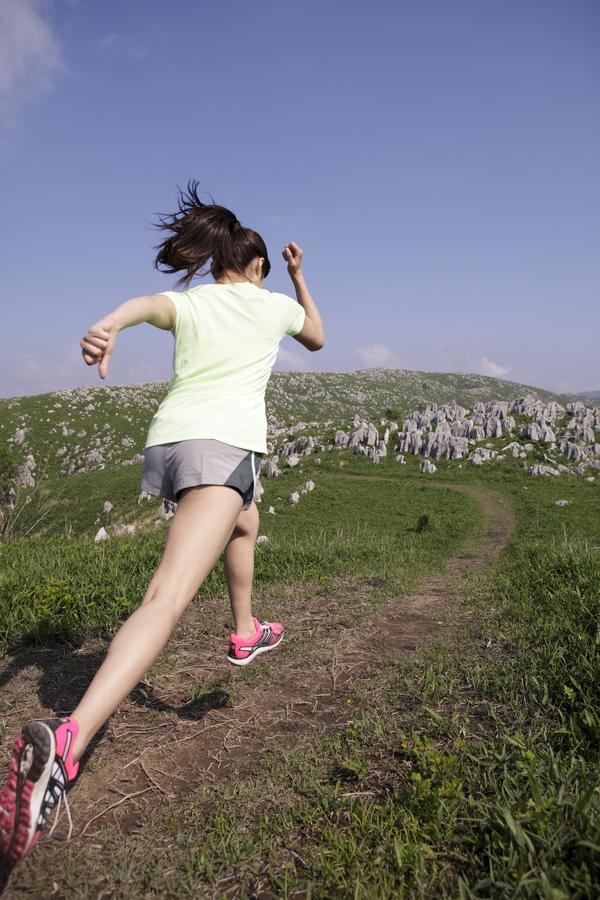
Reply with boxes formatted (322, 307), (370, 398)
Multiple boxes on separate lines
(154, 181), (271, 287)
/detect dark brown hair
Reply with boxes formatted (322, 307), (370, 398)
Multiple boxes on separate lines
(154, 180), (271, 287)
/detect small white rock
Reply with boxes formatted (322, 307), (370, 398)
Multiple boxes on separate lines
(159, 499), (177, 518)
(267, 506), (276, 515)
(290, 491), (300, 504)
(103, 501), (114, 515)
(113, 523), (138, 536)
(555, 499), (569, 507)
(94, 527), (109, 542)
(256, 534), (269, 544)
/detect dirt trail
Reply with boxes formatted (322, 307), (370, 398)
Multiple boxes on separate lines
(1, 480), (514, 890)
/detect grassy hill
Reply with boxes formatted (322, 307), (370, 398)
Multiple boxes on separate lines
(0, 370), (599, 896)
(266, 367), (581, 423)
(0, 367), (596, 542)
(577, 389), (600, 400)
(0, 368), (586, 483)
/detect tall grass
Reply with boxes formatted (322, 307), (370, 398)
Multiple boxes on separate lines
(0, 475), (478, 653)
(97, 535), (600, 897)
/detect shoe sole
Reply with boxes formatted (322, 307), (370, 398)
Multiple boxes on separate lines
(227, 633), (283, 667)
(0, 722), (54, 863)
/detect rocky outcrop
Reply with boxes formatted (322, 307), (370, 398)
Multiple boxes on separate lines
(16, 454), (36, 487)
(529, 464), (560, 477)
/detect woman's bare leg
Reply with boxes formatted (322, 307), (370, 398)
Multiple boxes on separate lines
(223, 501), (259, 639)
(70, 485), (244, 762)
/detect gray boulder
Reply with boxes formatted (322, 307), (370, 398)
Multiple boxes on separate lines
(528, 464), (560, 477)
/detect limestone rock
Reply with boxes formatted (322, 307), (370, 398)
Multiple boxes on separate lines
(528, 464), (560, 477)
(122, 453), (144, 466)
(159, 499), (177, 518)
(113, 523), (137, 536)
(469, 448), (497, 466)
(16, 454), (36, 487)
(264, 458), (281, 478)
(501, 441), (522, 458)
(85, 448), (104, 467)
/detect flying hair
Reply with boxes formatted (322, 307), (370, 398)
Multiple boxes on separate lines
(154, 180), (271, 287)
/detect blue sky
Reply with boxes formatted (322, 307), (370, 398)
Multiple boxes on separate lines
(0, 0), (598, 398)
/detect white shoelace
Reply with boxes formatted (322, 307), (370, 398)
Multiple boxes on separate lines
(47, 788), (74, 841)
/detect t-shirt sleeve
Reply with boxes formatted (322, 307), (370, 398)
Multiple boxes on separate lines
(272, 292), (306, 338)
(158, 290), (184, 332)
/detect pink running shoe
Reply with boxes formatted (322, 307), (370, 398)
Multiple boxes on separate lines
(227, 616), (284, 667)
(0, 717), (79, 863)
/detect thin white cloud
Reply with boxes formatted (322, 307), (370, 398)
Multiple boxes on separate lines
(479, 356), (513, 378)
(273, 346), (310, 371)
(0, 0), (64, 129)
(354, 343), (399, 368)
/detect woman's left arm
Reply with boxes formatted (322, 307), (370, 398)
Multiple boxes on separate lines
(80, 293), (175, 380)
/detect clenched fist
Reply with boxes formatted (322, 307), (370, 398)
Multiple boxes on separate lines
(282, 241), (303, 278)
(80, 316), (118, 380)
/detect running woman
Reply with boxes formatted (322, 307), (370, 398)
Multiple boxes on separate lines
(0, 182), (325, 863)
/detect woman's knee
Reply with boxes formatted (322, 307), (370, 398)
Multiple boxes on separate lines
(231, 501), (259, 540)
(140, 575), (194, 620)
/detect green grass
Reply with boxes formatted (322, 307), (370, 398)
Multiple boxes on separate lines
(2, 389), (600, 896)
(59, 500), (598, 899)
(25, 459), (594, 900)
(0, 471), (479, 653)
(327, 438), (600, 550)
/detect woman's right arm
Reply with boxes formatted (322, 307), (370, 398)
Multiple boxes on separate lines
(80, 293), (175, 379)
(283, 242), (325, 351)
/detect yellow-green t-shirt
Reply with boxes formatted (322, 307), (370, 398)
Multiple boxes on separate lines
(144, 282), (306, 454)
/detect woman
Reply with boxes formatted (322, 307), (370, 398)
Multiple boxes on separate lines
(0, 182), (325, 863)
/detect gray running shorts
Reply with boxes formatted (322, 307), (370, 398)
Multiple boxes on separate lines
(141, 439), (263, 511)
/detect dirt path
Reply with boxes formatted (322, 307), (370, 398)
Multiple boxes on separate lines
(1, 480), (514, 893)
